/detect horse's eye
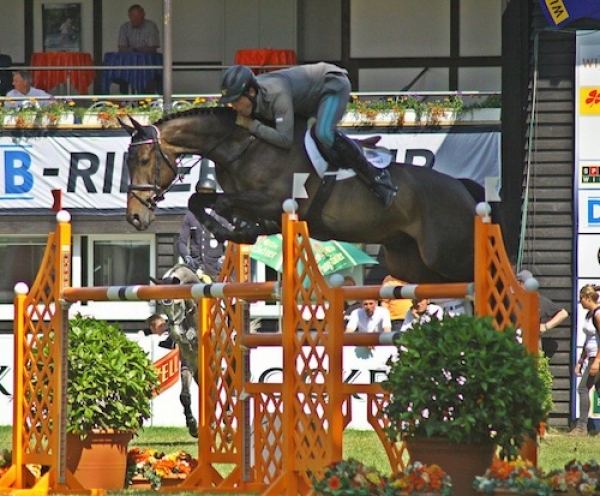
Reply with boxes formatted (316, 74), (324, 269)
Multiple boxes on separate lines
(161, 299), (173, 306)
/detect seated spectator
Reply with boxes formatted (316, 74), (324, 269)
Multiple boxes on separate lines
(345, 299), (391, 333)
(118, 4), (160, 53)
(5, 70), (51, 108)
(400, 298), (444, 332)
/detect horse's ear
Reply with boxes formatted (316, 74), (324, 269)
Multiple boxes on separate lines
(129, 116), (148, 135)
(118, 117), (136, 136)
(149, 276), (160, 284)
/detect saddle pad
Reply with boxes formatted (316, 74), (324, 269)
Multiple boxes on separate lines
(304, 130), (355, 180)
(304, 130), (393, 179)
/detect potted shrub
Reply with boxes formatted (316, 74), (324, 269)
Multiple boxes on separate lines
(382, 315), (550, 496)
(66, 314), (160, 490)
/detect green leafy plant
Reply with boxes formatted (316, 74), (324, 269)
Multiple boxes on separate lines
(538, 351), (554, 415)
(382, 315), (550, 459)
(67, 314), (160, 438)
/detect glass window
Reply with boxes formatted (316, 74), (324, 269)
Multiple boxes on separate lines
(92, 239), (150, 286)
(0, 237), (47, 303)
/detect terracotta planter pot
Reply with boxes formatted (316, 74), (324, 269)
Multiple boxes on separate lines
(66, 430), (133, 490)
(405, 437), (495, 496)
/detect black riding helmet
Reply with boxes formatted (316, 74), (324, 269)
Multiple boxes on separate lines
(195, 178), (217, 193)
(220, 65), (257, 104)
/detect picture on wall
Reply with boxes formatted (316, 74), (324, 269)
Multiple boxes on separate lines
(42, 3), (82, 52)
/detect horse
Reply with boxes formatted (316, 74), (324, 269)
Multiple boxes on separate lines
(123, 106), (485, 283)
(153, 263), (201, 438)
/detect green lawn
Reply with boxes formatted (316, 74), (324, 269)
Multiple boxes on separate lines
(0, 425), (598, 495)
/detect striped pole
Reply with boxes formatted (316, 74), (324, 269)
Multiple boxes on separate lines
(61, 281), (279, 303)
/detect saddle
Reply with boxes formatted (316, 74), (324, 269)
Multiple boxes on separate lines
(305, 125), (393, 180)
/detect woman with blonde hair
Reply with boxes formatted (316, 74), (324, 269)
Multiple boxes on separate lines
(571, 284), (600, 435)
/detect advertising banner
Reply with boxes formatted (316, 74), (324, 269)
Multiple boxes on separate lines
(575, 31), (600, 422)
(0, 130), (499, 211)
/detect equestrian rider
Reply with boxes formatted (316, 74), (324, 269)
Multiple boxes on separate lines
(220, 63), (398, 208)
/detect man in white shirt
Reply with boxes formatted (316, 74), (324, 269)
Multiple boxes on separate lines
(345, 299), (392, 333)
(5, 70), (50, 108)
(401, 298), (444, 332)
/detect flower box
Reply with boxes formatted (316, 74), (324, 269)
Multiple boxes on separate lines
(128, 473), (187, 490)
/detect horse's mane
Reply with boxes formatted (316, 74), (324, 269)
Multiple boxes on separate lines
(155, 105), (234, 125)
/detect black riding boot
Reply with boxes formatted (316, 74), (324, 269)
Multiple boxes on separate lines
(332, 132), (397, 208)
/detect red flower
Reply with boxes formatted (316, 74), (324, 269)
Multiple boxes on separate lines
(328, 476), (341, 490)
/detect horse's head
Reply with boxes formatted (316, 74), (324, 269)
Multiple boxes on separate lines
(122, 117), (181, 230)
(152, 263), (201, 344)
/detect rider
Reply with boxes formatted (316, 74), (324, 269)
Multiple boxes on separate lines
(219, 63), (397, 208)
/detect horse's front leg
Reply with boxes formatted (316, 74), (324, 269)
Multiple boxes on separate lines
(179, 363), (198, 438)
(189, 193), (278, 244)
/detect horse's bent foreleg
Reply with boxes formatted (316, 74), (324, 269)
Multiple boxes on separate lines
(179, 364), (198, 438)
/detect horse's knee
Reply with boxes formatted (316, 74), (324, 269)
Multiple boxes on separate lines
(180, 392), (192, 408)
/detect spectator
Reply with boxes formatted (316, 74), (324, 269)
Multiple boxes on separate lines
(345, 299), (391, 333)
(570, 284), (600, 436)
(178, 179), (226, 281)
(516, 270), (569, 337)
(140, 313), (167, 336)
(5, 70), (50, 108)
(400, 298), (444, 332)
(380, 275), (412, 332)
(118, 4), (159, 52)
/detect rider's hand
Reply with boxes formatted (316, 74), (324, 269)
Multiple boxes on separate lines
(235, 115), (253, 129)
(184, 255), (194, 267)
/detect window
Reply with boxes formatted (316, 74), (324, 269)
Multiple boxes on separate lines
(0, 236), (47, 304)
(92, 239), (151, 286)
(73, 234), (156, 321)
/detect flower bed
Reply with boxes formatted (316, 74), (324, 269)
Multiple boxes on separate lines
(125, 447), (197, 490)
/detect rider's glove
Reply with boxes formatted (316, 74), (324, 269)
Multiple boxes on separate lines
(184, 255), (195, 267)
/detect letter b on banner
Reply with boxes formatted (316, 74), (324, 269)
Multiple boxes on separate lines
(4, 150), (33, 194)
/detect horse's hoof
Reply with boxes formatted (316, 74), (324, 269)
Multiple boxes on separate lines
(187, 419), (198, 438)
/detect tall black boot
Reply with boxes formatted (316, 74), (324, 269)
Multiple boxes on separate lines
(332, 132), (397, 208)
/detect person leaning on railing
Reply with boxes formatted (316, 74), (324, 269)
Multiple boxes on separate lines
(5, 70), (50, 108)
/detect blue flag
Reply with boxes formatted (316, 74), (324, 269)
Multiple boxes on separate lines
(540, 0), (600, 29)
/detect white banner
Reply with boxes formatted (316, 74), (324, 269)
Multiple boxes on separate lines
(575, 31), (600, 423)
(0, 332), (396, 430)
(0, 130), (499, 210)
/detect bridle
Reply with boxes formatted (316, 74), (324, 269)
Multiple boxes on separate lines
(127, 121), (252, 212)
(127, 124), (188, 211)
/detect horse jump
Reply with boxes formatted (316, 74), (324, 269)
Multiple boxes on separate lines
(0, 206), (539, 496)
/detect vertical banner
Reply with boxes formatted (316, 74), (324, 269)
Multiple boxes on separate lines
(574, 31), (600, 423)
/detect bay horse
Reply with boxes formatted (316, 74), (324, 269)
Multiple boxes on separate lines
(123, 106), (483, 283)
(154, 263), (201, 438)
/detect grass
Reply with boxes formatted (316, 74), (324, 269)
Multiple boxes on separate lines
(1, 425), (598, 494)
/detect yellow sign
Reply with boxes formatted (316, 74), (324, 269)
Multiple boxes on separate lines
(579, 88), (600, 115)
(543, 0), (569, 25)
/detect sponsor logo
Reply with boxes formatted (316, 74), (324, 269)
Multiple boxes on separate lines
(588, 198), (600, 225)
